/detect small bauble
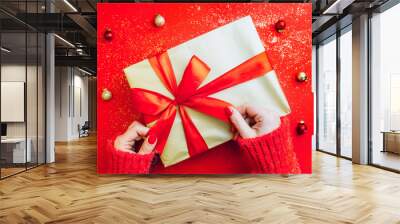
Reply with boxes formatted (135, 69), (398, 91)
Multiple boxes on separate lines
(101, 88), (112, 101)
(296, 120), (308, 135)
(154, 14), (165, 27)
(275, 20), (286, 33)
(104, 28), (113, 41)
(297, 72), (308, 82)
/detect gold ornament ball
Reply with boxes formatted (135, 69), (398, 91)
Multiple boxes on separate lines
(154, 14), (165, 27)
(297, 72), (308, 82)
(101, 88), (112, 101)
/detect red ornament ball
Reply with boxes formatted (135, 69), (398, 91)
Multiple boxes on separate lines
(104, 28), (113, 41)
(296, 121), (308, 135)
(275, 20), (286, 33)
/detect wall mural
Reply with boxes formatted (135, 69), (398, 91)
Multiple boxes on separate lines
(97, 3), (313, 174)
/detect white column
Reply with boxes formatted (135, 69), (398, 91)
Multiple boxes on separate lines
(312, 45), (317, 151)
(352, 14), (369, 164)
(46, 32), (55, 163)
(45, 0), (56, 163)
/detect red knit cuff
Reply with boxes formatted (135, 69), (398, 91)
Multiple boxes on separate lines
(105, 138), (156, 174)
(236, 124), (301, 174)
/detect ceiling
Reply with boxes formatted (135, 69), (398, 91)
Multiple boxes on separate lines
(1, 0), (97, 73)
(0, 0), (395, 74)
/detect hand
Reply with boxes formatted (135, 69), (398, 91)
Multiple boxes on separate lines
(114, 121), (157, 155)
(226, 105), (281, 139)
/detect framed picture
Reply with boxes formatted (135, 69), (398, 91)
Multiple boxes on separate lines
(97, 3), (312, 174)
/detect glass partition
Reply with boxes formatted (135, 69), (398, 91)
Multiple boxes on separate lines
(0, 1), (46, 179)
(1, 31), (28, 177)
(27, 31), (38, 169)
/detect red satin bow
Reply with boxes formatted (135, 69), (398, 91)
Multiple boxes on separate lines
(130, 51), (272, 159)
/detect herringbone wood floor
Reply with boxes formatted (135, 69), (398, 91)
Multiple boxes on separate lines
(1, 135), (400, 224)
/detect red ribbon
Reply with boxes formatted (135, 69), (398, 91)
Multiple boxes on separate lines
(130, 51), (272, 158)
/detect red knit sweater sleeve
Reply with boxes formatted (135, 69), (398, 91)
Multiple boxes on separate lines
(236, 117), (301, 174)
(105, 138), (156, 174)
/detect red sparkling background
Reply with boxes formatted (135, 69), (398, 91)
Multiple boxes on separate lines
(97, 3), (313, 174)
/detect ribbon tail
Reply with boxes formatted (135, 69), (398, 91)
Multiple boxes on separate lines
(148, 104), (177, 155)
(195, 52), (272, 97)
(178, 106), (209, 157)
(149, 52), (178, 95)
(131, 88), (173, 115)
(184, 96), (231, 122)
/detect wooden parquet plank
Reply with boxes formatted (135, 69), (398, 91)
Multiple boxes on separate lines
(1, 135), (400, 224)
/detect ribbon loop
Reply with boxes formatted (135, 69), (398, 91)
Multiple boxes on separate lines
(149, 52), (178, 95)
(175, 55), (210, 103)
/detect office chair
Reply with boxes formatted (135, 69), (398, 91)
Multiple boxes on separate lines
(79, 121), (90, 138)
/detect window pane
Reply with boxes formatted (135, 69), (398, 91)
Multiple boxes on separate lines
(340, 29), (352, 158)
(318, 37), (337, 154)
(371, 4), (400, 171)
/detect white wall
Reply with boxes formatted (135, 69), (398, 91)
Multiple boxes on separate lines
(71, 72), (89, 138)
(55, 66), (69, 141)
(1, 63), (46, 164)
(54, 67), (89, 141)
(1, 65), (26, 137)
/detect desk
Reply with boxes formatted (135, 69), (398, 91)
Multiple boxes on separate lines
(1, 138), (31, 163)
(382, 131), (400, 154)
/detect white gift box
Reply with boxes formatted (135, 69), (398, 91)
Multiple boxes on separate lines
(124, 16), (291, 167)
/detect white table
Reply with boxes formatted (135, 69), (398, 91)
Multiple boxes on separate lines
(1, 138), (31, 163)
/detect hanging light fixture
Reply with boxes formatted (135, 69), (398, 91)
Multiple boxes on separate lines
(63, 0), (78, 12)
(1, 47), (11, 53)
(54, 34), (75, 48)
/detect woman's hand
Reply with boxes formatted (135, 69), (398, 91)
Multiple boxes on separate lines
(226, 105), (281, 139)
(114, 121), (157, 155)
